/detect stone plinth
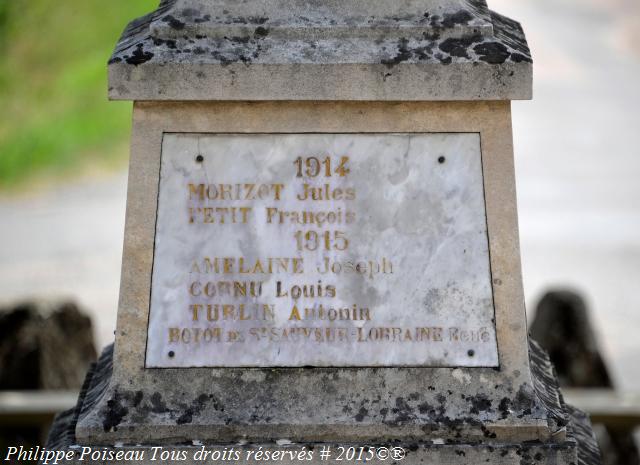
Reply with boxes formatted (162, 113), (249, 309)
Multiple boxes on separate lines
(108, 0), (531, 101)
(44, 1), (601, 465)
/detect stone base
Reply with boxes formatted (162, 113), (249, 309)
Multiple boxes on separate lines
(44, 341), (601, 465)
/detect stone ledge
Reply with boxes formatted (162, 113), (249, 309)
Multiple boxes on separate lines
(108, 2), (532, 101)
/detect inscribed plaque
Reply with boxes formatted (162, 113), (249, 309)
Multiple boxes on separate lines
(145, 133), (498, 367)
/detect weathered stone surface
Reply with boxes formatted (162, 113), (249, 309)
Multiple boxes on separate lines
(147, 133), (498, 368)
(108, 0), (532, 100)
(46, 341), (600, 465)
(150, 0), (496, 40)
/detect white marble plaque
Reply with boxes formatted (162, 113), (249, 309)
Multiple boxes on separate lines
(146, 134), (499, 368)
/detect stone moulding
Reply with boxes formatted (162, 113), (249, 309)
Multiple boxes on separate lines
(46, 341), (600, 465)
(107, 0), (532, 101)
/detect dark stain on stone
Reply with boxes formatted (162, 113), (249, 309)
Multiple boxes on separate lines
(176, 410), (193, 424)
(133, 391), (144, 407)
(412, 45), (433, 60)
(418, 402), (432, 415)
(181, 8), (199, 17)
(455, 450), (466, 457)
(211, 51), (233, 66)
(125, 44), (154, 66)
(467, 394), (491, 415)
(152, 38), (177, 49)
(514, 384), (534, 410)
(249, 16), (269, 24)
(422, 32), (441, 41)
(162, 14), (186, 30)
(474, 42), (510, 64)
(517, 408), (532, 419)
(355, 406), (368, 422)
(498, 397), (511, 419)
(209, 393), (224, 412)
(481, 425), (497, 438)
(102, 392), (128, 432)
(254, 26), (269, 38)
(439, 34), (482, 59)
(491, 12), (530, 56)
(391, 396), (415, 423)
(511, 52), (532, 63)
(194, 14), (211, 24)
(381, 38), (412, 68)
(441, 10), (474, 28)
(150, 392), (168, 413)
(228, 35), (251, 44)
(176, 394), (210, 425)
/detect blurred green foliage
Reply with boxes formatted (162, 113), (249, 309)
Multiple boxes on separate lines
(0, 0), (158, 188)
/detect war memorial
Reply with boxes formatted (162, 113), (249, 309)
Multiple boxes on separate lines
(43, 0), (602, 463)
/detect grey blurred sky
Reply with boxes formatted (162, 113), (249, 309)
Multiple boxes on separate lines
(1, 0), (639, 388)
(493, 0), (640, 389)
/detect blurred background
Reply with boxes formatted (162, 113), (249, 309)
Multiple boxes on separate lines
(0, 0), (639, 462)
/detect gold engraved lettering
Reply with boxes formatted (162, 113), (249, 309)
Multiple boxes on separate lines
(287, 303), (370, 321)
(265, 207), (356, 227)
(188, 207), (252, 224)
(356, 327), (444, 343)
(190, 303), (275, 322)
(248, 326), (349, 343)
(168, 328), (181, 343)
(276, 280), (336, 299)
(191, 257), (304, 275)
(189, 280), (263, 298)
(288, 305), (302, 321)
(168, 327), (224, 344)
(188, 183), (284, 201)
(448, 327), (491, 343)
(317, 257), (393, 279)
(296, 183), (356, 201)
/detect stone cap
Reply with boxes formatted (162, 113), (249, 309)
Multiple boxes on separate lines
(108, 0), (532, 101)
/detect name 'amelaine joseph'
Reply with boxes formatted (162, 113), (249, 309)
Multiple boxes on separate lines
(190, 257), (394, 279)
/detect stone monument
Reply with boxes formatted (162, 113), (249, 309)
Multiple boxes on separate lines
(44, 0), (601, 464)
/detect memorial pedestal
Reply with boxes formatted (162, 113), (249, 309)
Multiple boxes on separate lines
(46, 341), (600, 464)
(46, 1), (601, 464)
